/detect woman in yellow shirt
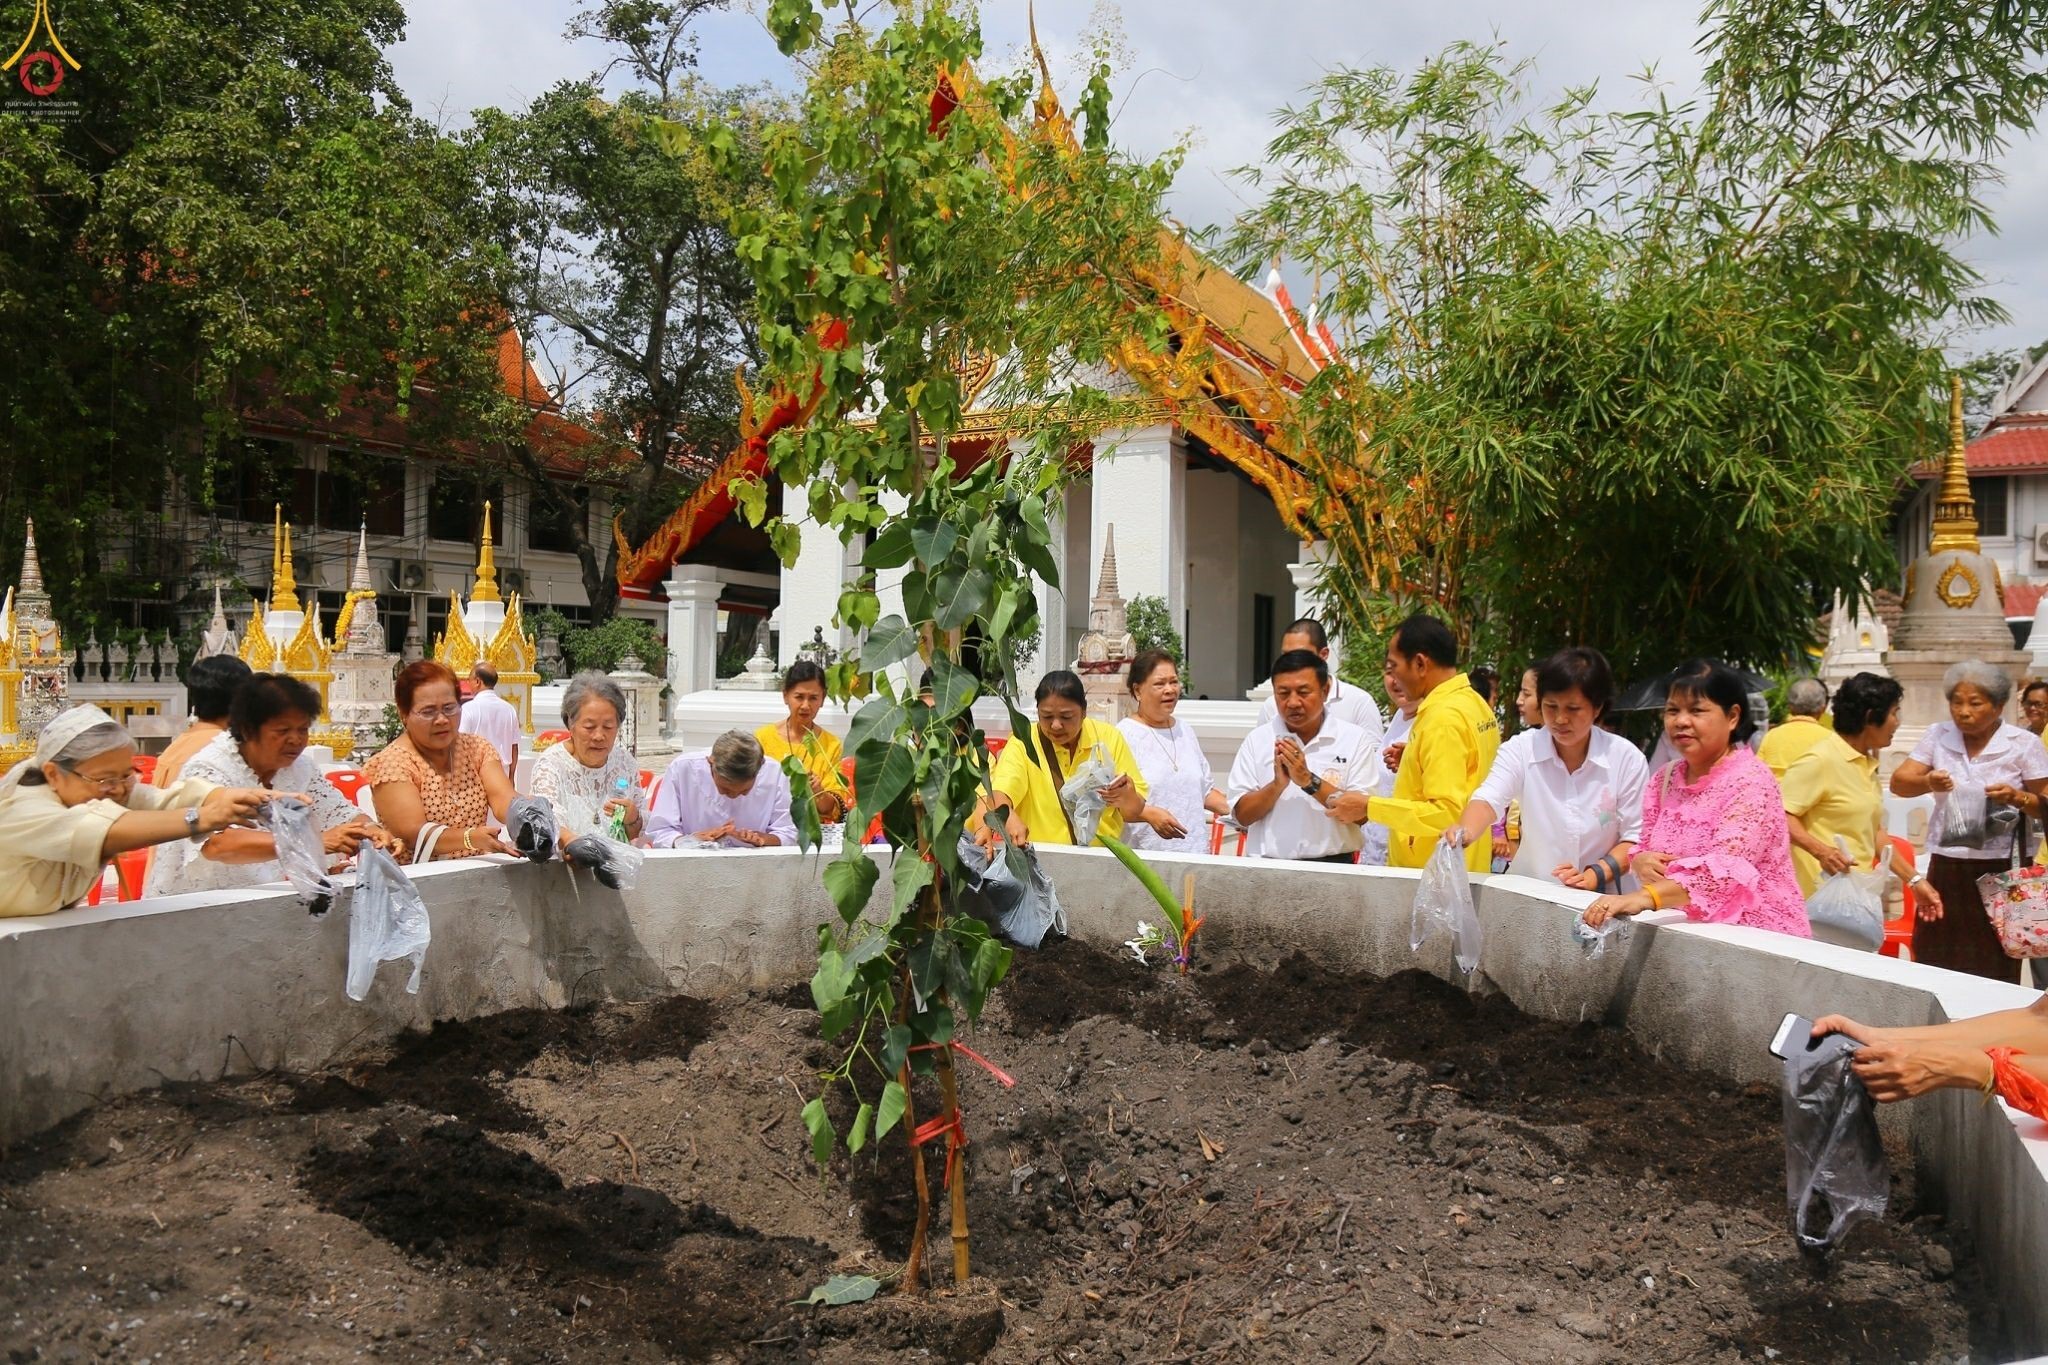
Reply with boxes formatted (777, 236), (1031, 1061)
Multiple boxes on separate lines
(756, 661), (849, 824)
(976, 671), (1175, 848)
(1781, 672), (1936, 911)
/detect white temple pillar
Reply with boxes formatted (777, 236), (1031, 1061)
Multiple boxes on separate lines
(777, 485), (849, 668)
(1090, 424), (1184, 640)
(666, 564), (722, 710)
(1289, 540), (1340, 675)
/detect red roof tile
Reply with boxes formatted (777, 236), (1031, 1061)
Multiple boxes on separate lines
(1914, 419), (2048, 477)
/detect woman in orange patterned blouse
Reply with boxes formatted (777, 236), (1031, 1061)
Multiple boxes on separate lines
(364, 661), (518, 861)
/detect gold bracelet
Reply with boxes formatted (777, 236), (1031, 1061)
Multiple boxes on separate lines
(462, 826), (476, 855)
(1980, 1056), (1999, 1102)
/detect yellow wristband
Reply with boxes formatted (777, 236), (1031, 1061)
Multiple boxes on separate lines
(1644, 883), (1664, 910)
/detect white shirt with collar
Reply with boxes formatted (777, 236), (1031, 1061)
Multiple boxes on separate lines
(1226, 715), (1378, 861)
(460, 688), (522, 771)
(1470, 726), (1648, 880)
(1909, 720), (2048, 861)
(1257, 678), (1385, 753)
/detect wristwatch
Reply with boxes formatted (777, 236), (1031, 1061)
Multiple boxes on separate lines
(184, 808), (205, 843)
(1908, 872), (1929, 889)
(1303, 775), (1324, 798)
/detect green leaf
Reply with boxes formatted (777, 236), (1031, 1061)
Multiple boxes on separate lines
(810, 945), (854, 1012)
(859, 615), (921, 673)
(880, 1023), (914, 1077)
(927, 653), (978, 720)
(798, 1272), (883, 1307)
(971, 935), (1014, 997)
(848, 1102), (875, 1155)
(822, 847), (880, 924)
(1016, 535), (1060, 589)
(801, 1097), (834, 1167)
(932, 567), (994, 631)
(855, 742), (915, 818)
(781, 755), (823, 851)
(911, 517), (959, 566)
(769, 520), (804, 568)
(863, 521), (914, 570)
(876, 1079), (909, 1139)
(890, 852), (935, 926)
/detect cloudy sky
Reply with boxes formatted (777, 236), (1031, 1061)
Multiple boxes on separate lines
(386, 0), (2048, 362)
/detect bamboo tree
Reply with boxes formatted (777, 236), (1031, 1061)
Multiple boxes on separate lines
(679, 0), (1180, 1286)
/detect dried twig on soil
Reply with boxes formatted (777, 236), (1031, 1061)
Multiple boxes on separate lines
(607, 1131), (640, 1181)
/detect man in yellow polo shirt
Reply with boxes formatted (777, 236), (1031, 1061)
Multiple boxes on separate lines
(1757, 678), (1832, 780)
(1331, 615), (1499, 871)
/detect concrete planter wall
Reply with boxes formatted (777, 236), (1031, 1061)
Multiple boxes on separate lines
(2, 848), (2045, 1350)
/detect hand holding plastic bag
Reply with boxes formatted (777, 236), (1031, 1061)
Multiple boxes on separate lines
(1931, 782), (1990, 848)
(564, 834), (647, 891)
(347, 845), (431, 1001)
(1058, 743), (1120, 847)
(505, 796), (558, 863)
(1573, 915), (1626, 959)
(261, 798), (336, 917)
(1804, 838), (1887, 951)
(1412, 835), (1483, 974)
(956, 833), (1067, 949)
(1782, 1031), (1889, 1253)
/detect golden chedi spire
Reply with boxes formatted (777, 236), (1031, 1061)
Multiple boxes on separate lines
(1929, 374), (1980, 555)
(471, 501), (501, 605)
(270, 504), (302, 613)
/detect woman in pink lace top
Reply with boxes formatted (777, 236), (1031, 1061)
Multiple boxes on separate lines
(1584, 660), (1810, 938)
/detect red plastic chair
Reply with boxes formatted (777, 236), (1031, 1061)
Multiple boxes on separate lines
(1882, 835), (1917, 960)
(114, 849), (151, 901)
(637, 768), (655, 790)
(1208, 820), (1249, 857)
(130, 753), (158, 784)
(324, 770), (370, 806)
(985, 736), (1008, 759)
(535, 729), (571, 750)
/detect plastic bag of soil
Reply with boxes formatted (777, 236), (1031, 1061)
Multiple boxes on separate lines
(1804, 840), (1887, 951)
(564, 834), (646, 891)
(505, 796), (558, 863)
(1412, 836), (1483, 974)
(1782, 1029), (1889, 1253)
(1057, 743), (1120, 847)
(1930, 783), (1992, 849)
(260, 797), (336, 917)
(346, 845), (431, 1001)
(956, 833), (1067, 949)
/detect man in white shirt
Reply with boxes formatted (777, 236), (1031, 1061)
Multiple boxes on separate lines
(460, 664), (521, 776)
(1229, 650), (1380, 862)
(1256, 618), (1385, 752)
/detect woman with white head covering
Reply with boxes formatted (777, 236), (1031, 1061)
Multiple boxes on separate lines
(0, 704), (276, 917)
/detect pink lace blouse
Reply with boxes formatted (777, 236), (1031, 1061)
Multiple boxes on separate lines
(1639, 747), (1811, 938)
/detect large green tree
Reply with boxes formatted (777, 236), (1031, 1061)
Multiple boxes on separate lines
(471, 0), (776, 618)
(0, 0), (514, 627)
(1229, 0), (2048, 680)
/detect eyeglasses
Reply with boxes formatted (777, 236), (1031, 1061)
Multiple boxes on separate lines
(66, 767), (136, 795)
(411, 704), (463, 721)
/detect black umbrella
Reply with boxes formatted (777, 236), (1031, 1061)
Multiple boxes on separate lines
(1613, 660), (1774, 713)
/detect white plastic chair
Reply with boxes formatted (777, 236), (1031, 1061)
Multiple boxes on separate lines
(1883, 793), (1934, 844)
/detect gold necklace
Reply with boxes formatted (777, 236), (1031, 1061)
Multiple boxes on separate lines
(1139, 717), (1180, 772)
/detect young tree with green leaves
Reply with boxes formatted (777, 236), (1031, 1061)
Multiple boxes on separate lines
(699, 0), (1179, 1288)
(1228, 0), (2048, 681)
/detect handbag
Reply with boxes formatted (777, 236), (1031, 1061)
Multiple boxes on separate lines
(1974, 812), (2048, 959)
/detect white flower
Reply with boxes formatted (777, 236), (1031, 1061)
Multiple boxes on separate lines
(1125, 920), (1164, 964)
(1124, 938), (1149, 964)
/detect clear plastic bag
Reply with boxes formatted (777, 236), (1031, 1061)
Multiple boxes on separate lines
(1057, 743), (1120, 847)
(1573, 915), (1626, 959)
(564, 834), (647, 891)
(1931, 782), (1990, 848)
(1412, 837), (1483, 974)
(505, 795), (558, 863)
(1804, 840), (1887, 951)
(956, 833), (1067, 949)
(346, 845), (432, 1001)
(1782, 1031), (1889, 1253)
(260, 798), (336, 917)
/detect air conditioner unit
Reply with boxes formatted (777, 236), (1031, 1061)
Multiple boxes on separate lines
(2034, 526), (2048, 565)
(500, 569), (529, 597)
(389, 558), (431, 592)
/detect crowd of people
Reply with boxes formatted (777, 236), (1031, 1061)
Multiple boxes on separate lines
(2, 615), (2045, 990)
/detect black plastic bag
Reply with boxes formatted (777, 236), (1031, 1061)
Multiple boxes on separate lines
(955, 834), (1066, 949)
(505, 796), (558, 863)
(564, 834), (646, 891)
(1782, 1031), (1889, 1253)
(260, 798), (335, 917)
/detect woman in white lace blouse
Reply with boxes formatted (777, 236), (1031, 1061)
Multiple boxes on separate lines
(146, 674), (397, 897)
(530, 672), (646, 843)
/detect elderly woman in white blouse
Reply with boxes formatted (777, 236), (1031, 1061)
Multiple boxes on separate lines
(147, 673), (397, 897)
(1117, 650), (1228, 853)
(530, 671), (646, 843)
